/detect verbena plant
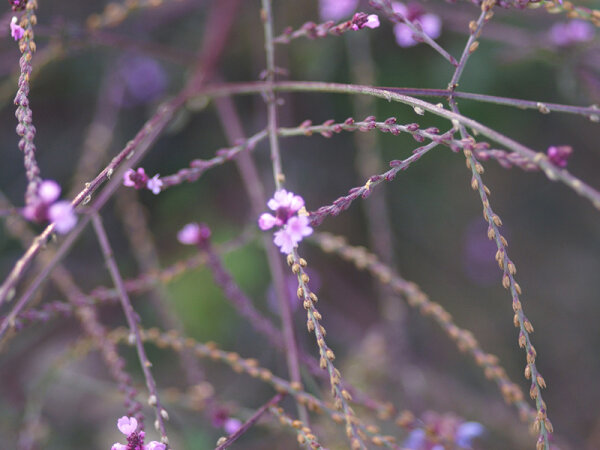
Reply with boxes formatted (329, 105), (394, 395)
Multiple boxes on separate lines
(1, 0), (599, 449)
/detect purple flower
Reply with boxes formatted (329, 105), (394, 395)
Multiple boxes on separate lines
(117, 416), (138, 436)
(319, 0), (358, 21)
(455, 421), (485, 448)
(146, 174), (163, 195)
(259, 190), (313, 254)
(111, 444), (127, 450)
(549, 20), (594, 47)
(177, 222), (211, 246)
(547, 145), (572, 168)
(38, 180), (61, 204)
(123, 168), (149, 189)
(392, 2), (441, 47)
(350, 13), (380, 31)
(118, 56), (167, 107)
(224, 418), (242, 435)
(10, 16), (24, 41)
(48, 201), (77, 234)
(145, 442), (166, 450)
(22, 180), (77, 234)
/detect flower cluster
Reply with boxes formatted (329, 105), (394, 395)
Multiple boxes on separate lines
(259, 189), (313, 254)
(9, 0), (26, 12)
(123, 168), (163, 194)
(10, 16), (24, 41)
(350, 12), (380, 31)
(177, 222), (211, 246)
(549, 20), (594, 47)
(392, 2), (441, 48)
(546, 145), (572, 168)
(22, 180), (77, 234)
(111, 416), (165, 450)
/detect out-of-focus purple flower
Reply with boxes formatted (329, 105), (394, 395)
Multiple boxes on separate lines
(319, 0), (358, 21)
(22, 180), (77, 233)
(267, 189), (305, 213)
(9, 0), (26, 12)
(48, 201), (77, 234)
(258, 213), (281, 230)
(403, 428), (426, 449)
(111, 444), (127, 450)
(177, 222), (211, 246)
(547, 145), (572, 168)
(224, 418), (242, 435)
(351, 13), (380, 31)
(455, 421), (485, 448)
(146, 174), (163, 195)
(10, 16), (24, 41)
(117, 416), (138, 436)
(145, 442), (166, 450)
(38, 180), (61, 204)
(549, 20), (594, 47)
(285, 216), (313, 242)
(392, 2), (441, 48)
(118, 56), (167, 106)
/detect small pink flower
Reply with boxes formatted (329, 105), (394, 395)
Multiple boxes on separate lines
(547, 145), (572, 168)
(146, 174), (163, 195)
(111, 444), (127, 450)
(267, 189), (304, 213)
(273, 228), (296, 254)
(10, 16), (24, 41)
(549, 20), (594, 47)
(392, 2), (441, 47)
(123, 168), (148, 189)
(286, 215), (313, 242)
(38, 180), (61, 204)
(319, 0), (358, 21)
(117, 416), (138, 436)
(48, 201), (77, 234)
(145, 442), (166, 450)
(258, 213), (280, 230)
(177, 222), (211, 246)
(350, 13), (380, 31)
(224, 418), (242, 435)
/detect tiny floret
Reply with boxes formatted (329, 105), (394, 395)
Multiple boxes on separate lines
(38, 180), (61, 204)
(145, 442), (166, 450)
(111, 444), (127, 450)
(123, 167), (148, 189)
(177, 222), (211, 246)
(147, 174), (163, 195)
(10, 16), (24, 41)
(546, 145), (572, 168)
(48, 201), (77, 234)
(117, 416), (138, 436)
(224, 418), (242, 435)
(350, 13), (380, 31)
(259, 189), (313, 254)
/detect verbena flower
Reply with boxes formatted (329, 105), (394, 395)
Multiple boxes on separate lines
(549, 20), (594, 47)
(259, 189), (312, 254)
(392, 2), (441, 48)
(111, 416), (165, 450)
(146, 174), (163, 195)
(224, 418), (242, 435)
(319, 0), (358, 21)
(10, 16), (24, 41)
(350, 13), (380, 30)
(22, 180), (77, 234)
(547, 145), (572, 168)
(177, 222), (211, 246)
(123, 168), (163, 194)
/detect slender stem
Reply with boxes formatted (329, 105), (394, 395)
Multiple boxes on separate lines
(91, 214), (169, 444)
(214, 393), (285, 450)
(193, 80), (600, 210)
(214, 96), (309, 425)
(261, 0), (284, 189)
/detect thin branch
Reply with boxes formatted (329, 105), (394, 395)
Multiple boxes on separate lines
(214, 393), (285, 450)
(91, 213), (169, 445)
